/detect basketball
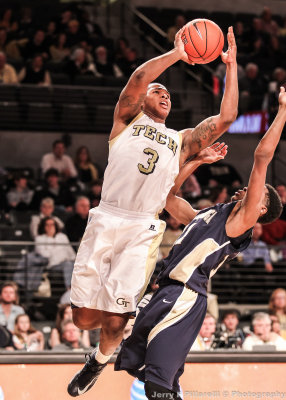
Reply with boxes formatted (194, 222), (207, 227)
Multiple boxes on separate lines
(181, 19), (224, 64)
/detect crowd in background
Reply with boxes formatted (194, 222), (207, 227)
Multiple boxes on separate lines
(1, 3), (286, 352)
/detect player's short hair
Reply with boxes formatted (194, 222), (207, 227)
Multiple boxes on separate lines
(147, 82), (170, 95)
(257, 183), (282, 225)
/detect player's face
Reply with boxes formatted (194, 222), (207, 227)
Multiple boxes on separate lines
(231, 186), (269, 207)
(143, 86), (171, 121)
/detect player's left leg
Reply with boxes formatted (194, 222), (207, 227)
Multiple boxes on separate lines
(68, 311), (129, 397)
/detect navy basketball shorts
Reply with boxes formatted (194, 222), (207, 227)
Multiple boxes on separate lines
(115, 283), (207, 392)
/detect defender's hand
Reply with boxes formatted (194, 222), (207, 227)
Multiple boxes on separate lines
(195, 142), (228, 164)
(221, 26), (237, 65)
(278, 86), (286, 107)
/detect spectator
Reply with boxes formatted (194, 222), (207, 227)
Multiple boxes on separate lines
(242, 312), (286, 350)
(65, 19), (85, 48)
(191, 313), (216, 350)
(21, 29), (49, 60)
(41, 140), (77, 180)
(248, 18), (271, 62)
(160, 214), (183, 258)
(239, 63), (267, 113)
(208, 185), (229, 205)
(18, 54), (51, 85)
(233, 21), (251, 57)
(0, 9), (18, 35)
(65, 196), (90, 244)
(52, 319), (91, 351)
(58, 10), (74, 33)
(115, 37), (129, 64)
(29, 197), (64, 239)
(270, 315), (282, 336)
(12, 314), (44, 351)
(260, 6), (279, 36)
(74, 145), (99, 190)
(49, 304), (90, 349)
(0, 51), (17, 84)
(261, 216), (286, 245)
(93, 45), (123, 78)
(276, 184), (286, 221)
(35, 217), (76, 291)
(269, 288), (286, 340)
(196, 198), (213, 210)
(213, 310), (245, 349)
(0, 282), (25, 333)
(166, 14), (186, 47)
(195, 160), (242, 189)
(30, 168), (76, 212)
(0, 28), (8, 53)
(49, 32), (70, 63)
(45, 21), (58, 48)
(117, 47), (142, 78)
(87, 179), (102, 208)
(240, 222), (273, 272)
(17, 7), (34, 39)
(64, 47), (95, 84)
(182, 174), (201, 200)
(6, 173), (33, 210)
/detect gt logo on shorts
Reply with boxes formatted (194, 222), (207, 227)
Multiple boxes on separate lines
(116, 298), (130, 307)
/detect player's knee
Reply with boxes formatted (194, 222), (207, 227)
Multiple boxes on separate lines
(102, 316), (127, 337)
(145, 381), (181, 400)
(72, 310), (95, 330)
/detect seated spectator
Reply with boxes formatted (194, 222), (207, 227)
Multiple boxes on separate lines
(117, 47), (142, 78)
(240, 222), (273, 272)
(213, 310), (245, 349)
(248, 18), (271, 61)
(58, 9), (74, 33)
(30, 168), (76, 212)
(87, 179), (102, 208)
(0, 9), (18, 35)
(239, 63), (267, 113)
(115, 37), (129, 64)
(234, 21), (251, 57)
(195, 160), (242, 189)
(65, 196), (90, 244)
(166, 15), (186, 47)
(41, 139), (77, 180)
(0, 51), (17, 84)
(260, 6), (279, 36)
(49, 304), (90, 349)
(49, 32), (70, 63)
(276, 184), (286, 221)
(12, 313), (44, 351)
(261, 217), (286, 245)
(191, 313), (216, 350)
(51, 319), (91, 351)
(64, 47), (95, 84)
(0, 282), (25, 333)
(269, 288), (286, 340)
(65, 19), (85, 48)
(160, 213), (183, 258)
(208, 185), (229, 205)
(35, 217), (76, 291)
(242, 312), (286, 350)
(93, 45), (123, 78)
(270, 315), (282, 336)
(17, 7), (35, 39)
(75, 145), (99, 190)
(196, 198), (213, 210)
(0, 28), (8, 53)
(45, 20), (58, 48)
(6, 172), (33, 210)
(21, 29), (50, 60)
(18, 54), (51, 85)
(30, 197), (64, 239)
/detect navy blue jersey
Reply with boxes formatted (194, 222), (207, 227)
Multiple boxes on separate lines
(158, 202), (252, 296)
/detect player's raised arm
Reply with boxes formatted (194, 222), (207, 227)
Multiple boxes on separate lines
(165, 143), (228, 225)
(111, 29), (191, 138)
(226, 87), (286, 237)
(180, 27), (238, 161)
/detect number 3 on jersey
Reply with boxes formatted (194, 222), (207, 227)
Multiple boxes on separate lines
(138, 147), (159, 175)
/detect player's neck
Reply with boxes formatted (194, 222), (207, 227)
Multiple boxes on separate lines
(143, 109), (165, 124)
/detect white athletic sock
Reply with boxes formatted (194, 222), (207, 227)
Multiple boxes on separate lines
(95, 348), (113, 364)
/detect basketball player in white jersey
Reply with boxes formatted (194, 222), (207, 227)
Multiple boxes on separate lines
(68, 27), (237, 397)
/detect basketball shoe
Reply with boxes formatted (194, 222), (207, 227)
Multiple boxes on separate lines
(67, 350), (107, 397)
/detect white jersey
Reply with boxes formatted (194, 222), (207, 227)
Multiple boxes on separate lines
(101, 112), (182, 215)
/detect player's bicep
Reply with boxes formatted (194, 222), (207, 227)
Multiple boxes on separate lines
(182, 115), (229, 157)
(165, 192), (198, 226)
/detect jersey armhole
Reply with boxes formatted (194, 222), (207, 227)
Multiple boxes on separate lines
(109, 112), (144, 149)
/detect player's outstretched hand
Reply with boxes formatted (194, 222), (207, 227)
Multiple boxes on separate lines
(220, 26), (237, 65)
(174, 27), (195, 65)
(195, 142), (228, 164)
(278, 86), (286, 107)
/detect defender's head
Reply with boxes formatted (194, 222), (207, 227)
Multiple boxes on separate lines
(231, 184), (282, 224)
(142, 83), (171, 122)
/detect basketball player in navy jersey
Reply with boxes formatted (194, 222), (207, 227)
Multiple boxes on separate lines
(115, 89), (286, 399)
(68, 27), (237, 397)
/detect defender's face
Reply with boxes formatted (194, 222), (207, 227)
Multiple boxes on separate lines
(143, 86), (171, 121)
(231, 186), (269, 206)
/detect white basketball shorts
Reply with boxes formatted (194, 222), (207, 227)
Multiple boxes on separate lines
(70, 201), (166, 313)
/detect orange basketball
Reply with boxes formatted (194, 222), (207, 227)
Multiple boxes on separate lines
(181, 19), (224, 64)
